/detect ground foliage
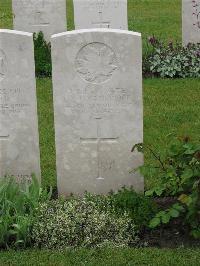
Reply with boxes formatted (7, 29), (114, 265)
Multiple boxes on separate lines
(34, 32), (52, 77)
(143, 37), (200, 78)
(0, 177), (51, 249)
(32, 195), (139, 249)
(133, 136), (200, 238)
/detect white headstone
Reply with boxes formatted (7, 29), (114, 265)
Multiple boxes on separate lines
(73, 0), (128, 30)
(182, 0), (200, 45)
(51, 29), (143, 195)
(12, 0), (67, 41)
(0, 29), (41, 183)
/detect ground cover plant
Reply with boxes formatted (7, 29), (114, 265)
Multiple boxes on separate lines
(32, 195), (139, 249)
(143, 38), (200, 78)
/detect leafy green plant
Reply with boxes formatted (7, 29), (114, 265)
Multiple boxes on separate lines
(0, 176), (51, 249)
(34, 32), (52, 77)
(133, 136), (200, 238)
(80, 189), (157, 229)
(32, 195), (139, 249)
(149, 203), (184, 228)
(143, 36), (200, 78)
(108, 188), (157, 229)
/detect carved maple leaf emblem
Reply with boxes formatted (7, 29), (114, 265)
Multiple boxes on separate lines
(76, 43), (118, 84)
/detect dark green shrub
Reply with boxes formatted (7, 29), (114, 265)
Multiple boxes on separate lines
(0, 176), (51, 249)
(32, 196), (139, 249)
(34, 32), (52, 77)
(133, 136), (200, 238)
(143, 36), (200, 78)
(108, 188), (158, 229)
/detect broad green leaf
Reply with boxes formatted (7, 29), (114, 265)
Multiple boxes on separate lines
(149, 217), (161, 228)
(178, 194), (189, 204)
(181, 169), (193, 181)
(145, 190), (154, 196)
(161, 213), (171, 224)
(169, 208), (180, 218)
(172, 203), (184, 212)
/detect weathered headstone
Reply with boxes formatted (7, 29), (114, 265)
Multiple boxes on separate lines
(12, 0), (67, 41)
(73, 0), (128, 30)
(0, 29), (41, 183)
(182, 0), (200, 45)
(51, 29), (143, 195)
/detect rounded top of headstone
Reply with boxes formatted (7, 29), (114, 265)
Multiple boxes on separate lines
(0, 29), (33, 37)
(51, 29), (141, 39)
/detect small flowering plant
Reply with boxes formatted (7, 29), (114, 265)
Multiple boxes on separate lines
(143, 36), (200, 78)
(133, 136), (200, 238)
(32, 196), (139, 249)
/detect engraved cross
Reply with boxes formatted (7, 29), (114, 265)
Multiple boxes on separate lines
(0, 131), (9, 141)
(0, 135), (9, 140)
(31, 11), (50, 26)
(80, 118), (118, 180)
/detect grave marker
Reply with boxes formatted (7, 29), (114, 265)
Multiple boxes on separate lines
(73, 0), (128, 30)
(0, 29), (41, 183)
(51, 29), (143, 195)
(182, 0), (200, 45)
(12, 0), (67, 41)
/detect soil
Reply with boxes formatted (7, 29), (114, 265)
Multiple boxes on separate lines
(139, 197), (200, 248)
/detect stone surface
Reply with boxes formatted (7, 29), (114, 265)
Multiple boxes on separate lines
(12, 0), (67, 41)
(73, 0), (128, 30)
(182, 0), (200, 45)
(51, 29), (143, 195)
(0, 29), (41, 183)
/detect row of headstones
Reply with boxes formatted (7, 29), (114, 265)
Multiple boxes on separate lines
(0, 28), (143, 195)
(12, 0), (128, 41)
(12, 0), (200, 44)
(1, 0), (199, 196)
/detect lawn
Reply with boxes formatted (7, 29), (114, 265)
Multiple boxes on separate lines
(1, 0), (200, 263)
(0, 248), (200, 266)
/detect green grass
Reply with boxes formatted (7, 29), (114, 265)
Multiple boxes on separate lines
(144, 78), (200, 187)
(128, 0), (181, 43)
(0, 248), (200, 265)
(36, 79), (56, 188)
(0, 0), (12, 29)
